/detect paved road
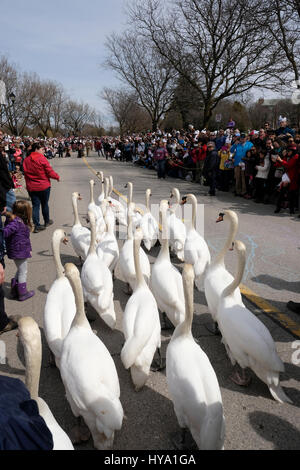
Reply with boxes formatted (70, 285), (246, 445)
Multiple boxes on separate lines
(1, 152), (299, 450)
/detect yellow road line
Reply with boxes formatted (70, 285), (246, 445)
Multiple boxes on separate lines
(83, 157), (300, 339)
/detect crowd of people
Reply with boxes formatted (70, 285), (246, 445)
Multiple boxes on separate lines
(0, 116), (300, 337)
(97, 118), (300, 216)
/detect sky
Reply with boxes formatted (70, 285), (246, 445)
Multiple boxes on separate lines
(0, 0), (129, 124)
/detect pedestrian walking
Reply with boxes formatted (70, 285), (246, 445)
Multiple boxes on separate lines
(2, 200), (35, 301)
(23, 143), (60, 233)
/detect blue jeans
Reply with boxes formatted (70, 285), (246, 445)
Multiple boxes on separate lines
(6, 189), (16, 212)
(28, 187), (51, 227)
(157, 159), (166, 179)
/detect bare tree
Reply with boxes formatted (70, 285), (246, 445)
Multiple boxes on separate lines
(251, 0), (300, 85)
(62, 100), (95, 135)
(129, 0), (286, 128)
(101, 87), (144, 135)
(104, 31), (175, 131)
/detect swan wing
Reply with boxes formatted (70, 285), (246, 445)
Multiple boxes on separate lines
(218, 304), (284, 373)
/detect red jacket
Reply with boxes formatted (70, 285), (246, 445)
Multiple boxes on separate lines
(23, 152), (60, 192)
(192, 145), (207, 163)
(275, 153), (299, 191)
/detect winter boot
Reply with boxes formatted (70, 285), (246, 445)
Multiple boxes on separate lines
(10, 278), (18, 299)
(17, 283), (35, 301)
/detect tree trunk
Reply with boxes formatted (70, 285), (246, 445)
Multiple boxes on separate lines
(202, 102), (213, 130)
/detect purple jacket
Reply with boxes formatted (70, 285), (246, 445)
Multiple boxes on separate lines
(3, 217), (32, 260)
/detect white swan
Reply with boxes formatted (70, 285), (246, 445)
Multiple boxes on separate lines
(97, 171), (105, 204)
(60, 263), (124, 450)
(18, 316), (74, 450)
(204, 210), (242, 325)
(44, 229), (76, 368)
(70, 192), (91, 262)
(166, 264), (225, 450)
(107, 176), (127, 227)
(181, 194), (211, 290)
(167, 188), (186, 261)
(150, 200), (185, 327)
(217, 240), (292, 404)
(140, 189), (159, 251)
(96, 200), (119, 276)
(121, 227), (161, 390)
(125, 182), (142, 231)
(88, 179), (103, 221)
(81, 211), (116, 330)
(118, 210), (151, 293)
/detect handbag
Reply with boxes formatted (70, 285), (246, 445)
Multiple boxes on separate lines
(224, 159), (234, 169)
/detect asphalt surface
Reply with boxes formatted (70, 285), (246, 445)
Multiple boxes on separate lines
(1, 151), (299, 451)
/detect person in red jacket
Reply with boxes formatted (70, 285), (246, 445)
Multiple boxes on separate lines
(274, 145), (299, 214)
(191, 140), (207, 184)
(23, 143), (60, 233)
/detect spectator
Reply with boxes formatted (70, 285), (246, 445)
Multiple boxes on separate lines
(203, 142), (220, 196)
(274, 144), (299, 214)
(254, 150), (270, 203)
(0, 183), (18, 334)
(276, 117), (295, 139)
(23, 143), (60, 233)
(2, 201), (35, 301)
(153, 140), (169, 180)
(218, 144), (233, 192)
(231, 133), (253, 196)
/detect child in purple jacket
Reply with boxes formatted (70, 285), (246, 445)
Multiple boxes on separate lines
(3, 201), (35, 301)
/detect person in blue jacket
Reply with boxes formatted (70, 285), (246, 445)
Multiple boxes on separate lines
(231, 133), (253, 196)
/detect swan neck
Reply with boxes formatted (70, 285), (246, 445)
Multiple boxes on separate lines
(146, 192), (150, 212)
(191, 196), (196, 229)
(90, 182), (95, 204)
(110, 177), (113, 196)
(215, 215), (238, 265)
(23, 333), (42, 400)
(133, 236), (145, 287)
(127, 214), (133, 240)
(72, 196), (81, 226)
(128, 184), (133, 206)
(69, 272), (89, 328)
(52, 235), (64, 279)
(88, 217), (96, 255)
(180, 272), (194, 336)
(159, 208), (170, 260)
(223, 247), (245, 298)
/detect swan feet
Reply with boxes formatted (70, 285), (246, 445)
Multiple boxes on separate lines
(230, 367), (251, 387)
(70, 417), (91, 445)
(150, 348), (166, 372)
(171, 429), (197, 450)
(161, 312), (174, 331)
(124, 283), (133, 296)
(204, 322), (222, 336)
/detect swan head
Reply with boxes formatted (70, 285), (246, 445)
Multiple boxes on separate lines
(159, 199), (169, 212)
(72, 192), (82, 201)
(90, 179), (95, 188)
(216, 210), (238, 224)
(146, 188), (152, 197)
(52, 228), (68, 245)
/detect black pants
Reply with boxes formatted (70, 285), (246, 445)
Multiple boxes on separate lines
(0, 283), (9, 330)
(276, 188), (298, 213)
(254, 178), (266, 202)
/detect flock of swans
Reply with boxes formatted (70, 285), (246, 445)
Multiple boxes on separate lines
(19, 173), (292, 451)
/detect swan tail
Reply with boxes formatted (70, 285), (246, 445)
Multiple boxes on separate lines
(130, 365), (148, 391)
(121, 335), (146, 370)
(269, 384), (293, 404)
(197, 407), (225, 450)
